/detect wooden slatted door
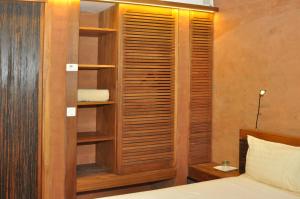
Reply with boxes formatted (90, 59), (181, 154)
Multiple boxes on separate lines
(118, 4), (176, 174)
(189, 12), (214, 165)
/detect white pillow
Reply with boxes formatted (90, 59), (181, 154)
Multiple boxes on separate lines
(245, 135), (300, 193)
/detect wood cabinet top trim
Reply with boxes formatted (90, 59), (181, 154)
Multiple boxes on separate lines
(82, 0), (219, 12)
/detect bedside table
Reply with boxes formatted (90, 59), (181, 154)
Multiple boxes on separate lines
(188, 162), (240, 182)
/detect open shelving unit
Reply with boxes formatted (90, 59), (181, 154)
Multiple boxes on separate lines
(77, 1), (118, 191)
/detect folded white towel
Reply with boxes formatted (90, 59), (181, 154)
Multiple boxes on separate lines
(78, 89), (109, 102)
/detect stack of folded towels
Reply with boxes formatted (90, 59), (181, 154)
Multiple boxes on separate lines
(78, 89), (109, 102)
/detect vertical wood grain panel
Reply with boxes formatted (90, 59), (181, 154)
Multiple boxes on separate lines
(118, 4), (175, 173)
(189, 11), (214, 165)
(175, 9), (190, 185)
(0, 2), (42, 199)
(42, 0), (79, 198)
(65, 0), (79, 197)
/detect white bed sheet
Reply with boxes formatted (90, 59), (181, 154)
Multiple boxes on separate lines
(101, 175), (300, 199)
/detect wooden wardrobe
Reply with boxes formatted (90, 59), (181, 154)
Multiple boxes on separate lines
(73, 1), (215, 198)
(0, 0), (216, 199)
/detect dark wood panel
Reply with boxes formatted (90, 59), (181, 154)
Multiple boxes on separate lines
(0, 2), (43, 199)
(118, 5), (175, 174)
(189, 11), (214, 165)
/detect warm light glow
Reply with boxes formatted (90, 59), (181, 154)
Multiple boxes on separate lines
(52, 0), (80, 5)
(95, 0), (216, 13)
(259, 89), (267, 96)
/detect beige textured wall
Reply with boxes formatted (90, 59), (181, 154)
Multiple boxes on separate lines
(212, 0), (300, 166)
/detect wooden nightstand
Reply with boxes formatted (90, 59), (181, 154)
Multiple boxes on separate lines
(188, 162), (240, 182)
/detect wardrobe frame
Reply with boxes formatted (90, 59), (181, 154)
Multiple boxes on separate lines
(41, 0), (217, 198)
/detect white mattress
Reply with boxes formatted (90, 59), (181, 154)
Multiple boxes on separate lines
(101, 175), (300, 199)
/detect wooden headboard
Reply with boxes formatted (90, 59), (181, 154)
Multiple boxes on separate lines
(239, 129), (300, 174)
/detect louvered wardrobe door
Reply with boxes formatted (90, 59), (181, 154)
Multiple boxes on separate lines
(118, 5), (175, 174)
(189, 12), (214, 165)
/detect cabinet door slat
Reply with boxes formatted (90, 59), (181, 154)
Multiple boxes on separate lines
(119, 5), (175, 174)
(189, 12), (214, 165)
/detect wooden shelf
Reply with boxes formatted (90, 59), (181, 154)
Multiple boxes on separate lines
(79, 64), (116, 70)
(80, 27), (117, 37)
(77, 164), (111, 178)
(77, 101), (115, 107)
(77, 168), (176, 193)
(78, 132), (114, 144)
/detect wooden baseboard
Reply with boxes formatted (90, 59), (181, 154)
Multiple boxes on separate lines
(77, 168), (176, 193)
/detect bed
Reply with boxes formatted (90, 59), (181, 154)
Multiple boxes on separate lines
(101, 129), (300, 199)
